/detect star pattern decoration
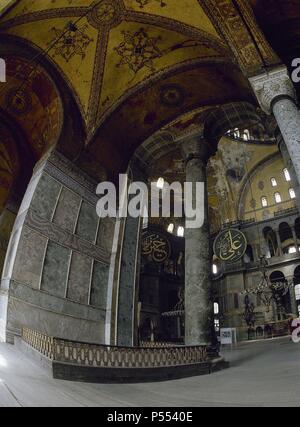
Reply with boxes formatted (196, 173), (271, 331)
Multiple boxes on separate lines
(51, 24), (93, 62)
(115, 28), (162, 74)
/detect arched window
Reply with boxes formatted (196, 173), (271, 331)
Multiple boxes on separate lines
(214, 302), (219, 315)
(261, 197), (268, 208)
(279, 223), (293, 252)
(289, 188), (296, 199)
(275, 192), (282, 204)
(243, 130), (250, 141)
(289, 246), (297, 254)
(283, 168), (291, 182)
(271, 178), (278, 187)
(177, 226), (184, 238)
(167, 223), (174, 234)
(233, 128), (240, 139)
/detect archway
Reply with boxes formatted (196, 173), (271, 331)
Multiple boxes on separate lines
(263, 226), (278, 258)
(279, 222), (294, 254)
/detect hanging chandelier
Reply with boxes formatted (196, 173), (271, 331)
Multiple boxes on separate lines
(240, 255), (294, 313)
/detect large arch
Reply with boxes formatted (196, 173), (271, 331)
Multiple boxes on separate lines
(0, 36), (87, 161)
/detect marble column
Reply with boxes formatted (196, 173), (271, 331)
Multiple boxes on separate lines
(275, 230), (283, 257)
(250, 67), (300, 191)
(117, 211), (142, 347)
(277, 131), (300, 211)
(116, 166), (146, 347)
(181, 136), (214, 346)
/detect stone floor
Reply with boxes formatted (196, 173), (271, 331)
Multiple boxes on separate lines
(0, 337), (299, 407)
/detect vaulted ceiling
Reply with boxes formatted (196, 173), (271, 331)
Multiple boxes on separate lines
(0, 0), (296, 213)
(0, 0), (228, 133)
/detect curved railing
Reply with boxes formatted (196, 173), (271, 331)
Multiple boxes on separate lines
(22, 328), (208, 369)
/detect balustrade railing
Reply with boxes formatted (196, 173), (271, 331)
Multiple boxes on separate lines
(22, 328), (208, 369)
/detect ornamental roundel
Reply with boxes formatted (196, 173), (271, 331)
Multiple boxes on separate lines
(213, 229), (247, 264)
(88, 0), (123, 29)
(160, 84), (185, 107)
(142, 231), (171, 264)
(5, 88), (32, 116)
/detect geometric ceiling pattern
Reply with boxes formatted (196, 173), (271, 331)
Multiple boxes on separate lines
(0, 0), (228, 135)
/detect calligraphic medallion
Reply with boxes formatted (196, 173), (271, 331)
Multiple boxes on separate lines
(213, 229), (247, 264)
(142, 232), (171, 264)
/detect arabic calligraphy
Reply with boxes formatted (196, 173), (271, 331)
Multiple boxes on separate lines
(214, 229), (247, 263)
(142, 232), (170, 263)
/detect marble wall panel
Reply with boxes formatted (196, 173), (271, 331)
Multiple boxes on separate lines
(90, 261), (109, 309)
(53, 188), (81, 234)
(76, 201), (99, 243)
(12, 226), (48, 289)
(31, 173), (61, 221)
(67, 252), (92, 305)
(41, 241), (71, 298)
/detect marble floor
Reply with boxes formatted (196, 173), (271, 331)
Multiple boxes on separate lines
(0, 337), (299, 407)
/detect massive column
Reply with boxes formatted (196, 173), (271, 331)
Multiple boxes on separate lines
(181, 136), (214, 346)
(117, 204), (142, 347)
(276, 131), (300, 209)
(250, 67), (300, 194)
(111, 165), (146, 347)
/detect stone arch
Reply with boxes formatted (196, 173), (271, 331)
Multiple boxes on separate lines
(0, 35), (87, 162)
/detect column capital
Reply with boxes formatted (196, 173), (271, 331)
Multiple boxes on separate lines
(181, 135), (215, 164)
(249, 66), (296, 114)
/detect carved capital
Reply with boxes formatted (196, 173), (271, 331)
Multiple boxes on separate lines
(249, 66), (296, 114)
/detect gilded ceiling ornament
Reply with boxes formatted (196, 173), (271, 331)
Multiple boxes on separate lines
(136, 0), (167, 8)
(88, 0), (122, 29)
(115, 28), (162, 74)
(51, 25), (93, 62)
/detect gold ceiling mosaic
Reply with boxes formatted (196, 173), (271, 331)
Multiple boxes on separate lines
(0, 0), (230, 135)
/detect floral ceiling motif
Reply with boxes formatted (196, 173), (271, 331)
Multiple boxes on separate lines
(51, 24), (94, 62)
(115, 28), (163, 74)
(0, 0), (230, 133)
